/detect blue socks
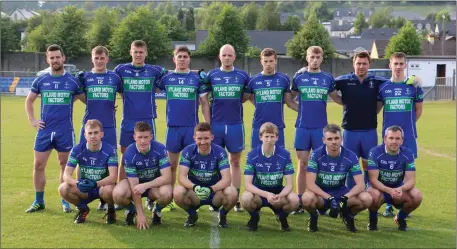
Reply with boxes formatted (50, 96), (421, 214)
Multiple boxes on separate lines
(35, 191), (44, 204)
(187, 207), (197, 216)
(154, 203), (163, 213)
(219, 207), (229, 216)
(126, 202), (136, 212)
(397, 209), (409, 220)
(309, 211), (318, 218)
(369, 211), (378, 220)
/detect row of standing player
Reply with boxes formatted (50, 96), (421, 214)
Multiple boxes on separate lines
(24, 42), (423, 231)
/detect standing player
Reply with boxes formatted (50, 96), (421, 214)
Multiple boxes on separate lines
(114, 40), (167, 183)
(206, 44), (250, 212)
(290, 46), (342, 214)
(377, 52), (424, 217)
(241, 122), (299, 232)
(78, 46), (122, 211)
(173, 122), (237, 228)
(112, 121), (173, 229)
(58, 120), (118, 224)
(301, 124), (372, 233)
(158, 46), (211, 207)
(244, 48), (298, 149)
(367, 126), (422, 231)
(25, 44), (85, 213)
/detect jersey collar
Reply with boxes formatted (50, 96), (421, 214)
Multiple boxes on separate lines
(261, 144), (276, 158)
(198, 147), (212, 156)
(220, 66), (235, 72)
(325, 146), (342, 158)
(91, 69), (108, 74)
(86, 142), (102, 152)
(384, 145), (400, 155)
(261, 71), (276, 76)
(174, 69), (191, 74)
(136, 143), (151, 155)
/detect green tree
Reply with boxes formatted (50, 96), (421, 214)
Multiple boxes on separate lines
(282, 15), (301, 32)
(1, 17), (20, 52)
(159, 14), (188, 41)
(198, 4), (249, 57)
(354, 11), (369, 35)
(369, 7), (393, 28)
(47, 6), (88, 58)
(384, 21), (422, 58)
(86, 7), (120, 49)
(245, 46), (262, 58)
(195, 2), (228, 30)
(240, 2), (259, 30)
(110, 6), (171, 62)
(155, 2), (176, 17)
(185, 7), (195, 31)
(256, 1), (281, 30)
(24, 13), (58, 52)
(286, 13), (335, 61)
(425, 12), (436, 22)
(177, 8), (185, 25)
(389, 16), (407, 29)
(304, 2), (332, 21)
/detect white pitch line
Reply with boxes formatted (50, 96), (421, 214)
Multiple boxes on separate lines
(210, 212), (220, 249)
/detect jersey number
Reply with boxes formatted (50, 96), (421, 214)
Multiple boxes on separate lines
(389, 164), (394, 169)
(395, 90), (401, 96)
(330, 166), (335, 171)
(54, 83), (59, 89)
(97, 79), (103, 84)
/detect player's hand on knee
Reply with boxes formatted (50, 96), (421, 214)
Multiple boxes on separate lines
(392, 188), (403, 199)
(133, 184), (147, 195)
(266, 193), (277, 204)
(30, 119), (45, 130)
(77, 179), (97, 193)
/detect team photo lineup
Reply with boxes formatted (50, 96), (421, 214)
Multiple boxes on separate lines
(24, 39), (426, 234)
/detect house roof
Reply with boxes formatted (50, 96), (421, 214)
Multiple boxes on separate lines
(436, 20), (457, 36)
(361, 28), (399, 39)
(422, 40), (457, 56)
(333, 7), (373, 18)
(9, 9), (40, 19)
(195, 30), (295, 54)
(330, 20), (354, 32)
(372, 40), (390, 58)
(331, 38), (374, 53)
(391, 11), (425, 20)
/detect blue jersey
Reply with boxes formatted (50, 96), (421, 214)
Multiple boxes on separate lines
(158, 71), (210, 127)
(67, 142), (118, 181)
(30, 72), (83, 132)
(180, 143), (229, 187)
(207, 68), (249, 124)
(246, 72), (291, 129)
(378, 80), (424, 138)
(292, 71), (336, 128)
(368, 145), (416, 188)
(244, 145), (295, 192)
(114, 63), (167, 120)
(79, 70), (122, 128)
(124, 140), (170, 184)
(334, 73), (386, 130)
(307, 146), (361, 191)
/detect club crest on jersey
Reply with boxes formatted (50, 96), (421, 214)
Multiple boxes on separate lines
(406, 88), (411, 95)
(368, 81), (374, 88)
(234, 77), (239, 83)
(189, 79), (194, 84)
(108, 77), (112, 84)
(276, 162), (281, 169)
(64, 82), (70, 89)
(323, 79), (326, 85)
(144, 69), (148, 75)
(276, 79), (280, 85)
(339, 163), (345, 171)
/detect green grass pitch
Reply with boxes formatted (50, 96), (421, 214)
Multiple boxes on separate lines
(1, 95), (455, 248)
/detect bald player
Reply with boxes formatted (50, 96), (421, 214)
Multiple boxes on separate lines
(206, 44), (251, 212)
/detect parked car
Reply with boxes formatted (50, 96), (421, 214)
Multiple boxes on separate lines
(36, 64), (79, 77)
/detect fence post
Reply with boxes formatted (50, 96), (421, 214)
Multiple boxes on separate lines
(453, 69), (456, 101)
(434, 78), (438, 101)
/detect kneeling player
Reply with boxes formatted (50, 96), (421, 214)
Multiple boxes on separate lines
(241, 122), (299, 232)
(58, 120), (118, 224)
(367, 125), (422, 231)
(112, 121), (172, 229)
(301, 124), (372, 233)
(173, 122), (237, 228)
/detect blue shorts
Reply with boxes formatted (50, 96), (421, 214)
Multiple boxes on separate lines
(294, 127), (323, 151)
(197, 192), (219, 210)
(251, 127), (285, 149)
(83, 187), (101, 204)
(343, 129), (378, 159)
(166, 126), (194, 153)
(79, 126), (117, 148)
(259, 187), (283, 209)
(382, 190), (404, 209)
(120, 119), (156, 147)
(141, 188), (151, 198)
(212, 123), (245, 153)
(403, 136), (418, 159)
(318, 187), (350, 213)
(34, 129), (75, 152)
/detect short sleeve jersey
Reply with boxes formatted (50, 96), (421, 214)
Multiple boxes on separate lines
(307, 146), (362, 191)
(67, 142), (118, 181)
(180, 143), (229, 187)
(244, 145), (295, 192)
(368, 145), (416, 188)
(79, 70), (122, 128)
(30, 72), (83, 131)
(246, 72), (291, 129)
(292, 71), (336, 128)
(207, 68), (249, 124)
(158, 71), (210, 126)
(124, 140), (170, 183)
(378, 80), (424, 138)
(114, 63), (167, 120)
